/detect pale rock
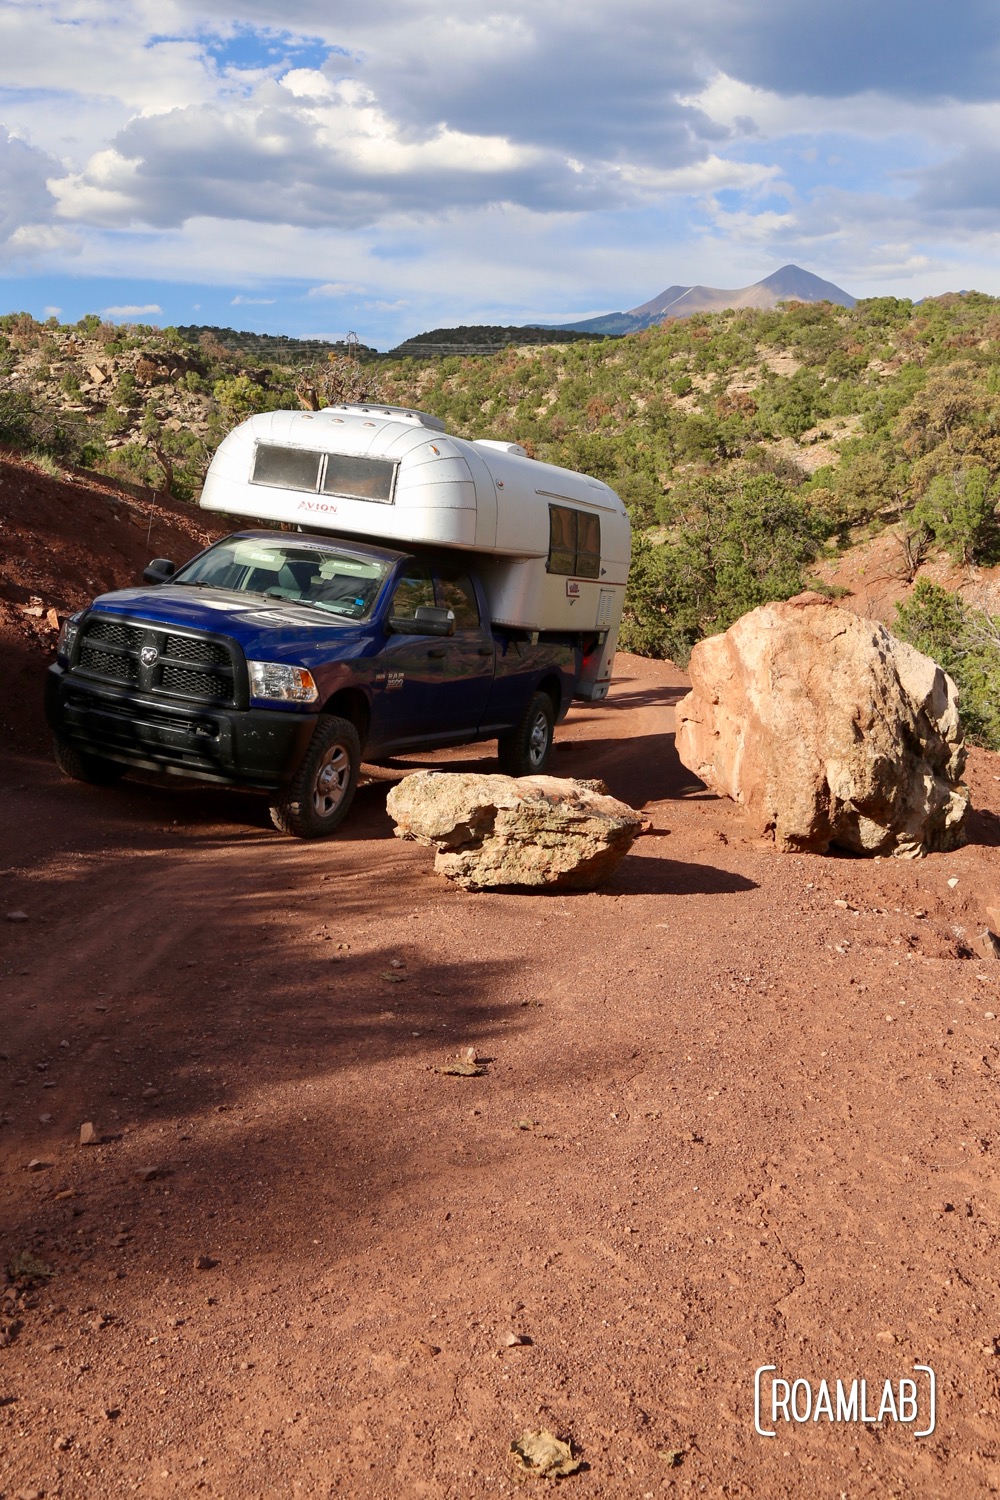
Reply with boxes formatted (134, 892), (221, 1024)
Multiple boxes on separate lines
(973, 930), (1000, 962)
(79, 1122), (99, 1146)
(386, 772), (642, 890)
(675, 593), (968, 858)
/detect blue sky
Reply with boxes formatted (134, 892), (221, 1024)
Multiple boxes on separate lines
(1, 1), (1000, 348)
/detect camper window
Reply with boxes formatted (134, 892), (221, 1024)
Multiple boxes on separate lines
(252, 445), (322, 492)
(547, 505), (601, 579)
(322, 453), (396, 504)
(250, 444), (398, 504)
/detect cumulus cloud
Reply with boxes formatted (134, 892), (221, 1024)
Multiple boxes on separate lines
(0, 128), (60, 255)
(48, 68), (710, 233)
(101, 302), (163, 316)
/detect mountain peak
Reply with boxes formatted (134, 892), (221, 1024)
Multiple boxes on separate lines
(557, 265), (855, 336)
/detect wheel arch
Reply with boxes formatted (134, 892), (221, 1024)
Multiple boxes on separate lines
(322, 686), (370, 752)
(536, 673), (562, 718)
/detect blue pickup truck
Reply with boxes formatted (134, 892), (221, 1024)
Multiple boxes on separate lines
(45, 529), (585, 836)
(47, 405), (631, 837)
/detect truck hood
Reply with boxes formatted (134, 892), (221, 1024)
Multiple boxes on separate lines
(85, 585), (377, 664)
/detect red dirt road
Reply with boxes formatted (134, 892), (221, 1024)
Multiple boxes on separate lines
(3, 641), (1000, 1499)
(3, 453), (1000, 1497)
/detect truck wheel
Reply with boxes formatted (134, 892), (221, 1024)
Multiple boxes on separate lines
(52, 736), (127, 786)
(268, 715), (361, 838)
(497, 691), (555, 777)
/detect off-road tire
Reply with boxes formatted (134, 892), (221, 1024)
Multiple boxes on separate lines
(268, 715), (361, 838)
(497, 691), (555, 777)
(52, 735), (127, 786)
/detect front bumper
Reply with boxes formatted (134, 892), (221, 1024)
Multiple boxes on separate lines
(46, 664), (317, 788)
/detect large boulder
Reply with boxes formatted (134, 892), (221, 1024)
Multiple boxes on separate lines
(385, 772), (643, 890)
(674, 593), (968, 858)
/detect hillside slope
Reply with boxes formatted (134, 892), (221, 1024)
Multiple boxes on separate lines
(0, 451), (227, 751)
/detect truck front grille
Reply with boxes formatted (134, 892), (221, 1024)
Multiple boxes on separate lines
(75, 615), (242, 707)
(164, 634), (230, 667)
(160, 664), (231, 701)
(86, 618), (144, 652)
(80, 643), (140, 683)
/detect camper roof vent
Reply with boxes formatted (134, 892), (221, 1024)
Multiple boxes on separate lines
(473, 439), (528, 458)
(320, 403), (447, 432)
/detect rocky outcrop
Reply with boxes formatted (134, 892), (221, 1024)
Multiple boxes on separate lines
(674, 593), (968, 858)
(385, 772), (643, 890)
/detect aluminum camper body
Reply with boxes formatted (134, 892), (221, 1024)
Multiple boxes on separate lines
(199, 404), (631, 699)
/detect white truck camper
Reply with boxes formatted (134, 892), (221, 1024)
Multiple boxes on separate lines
(199, 404), (631, 701)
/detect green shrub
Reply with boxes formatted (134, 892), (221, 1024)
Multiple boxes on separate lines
(911, 465), (999, 565)
(894, 579), (1000, 748)
(620, 473), (821, 664)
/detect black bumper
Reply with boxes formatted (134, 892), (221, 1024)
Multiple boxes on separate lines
(45, 665), (317, 788)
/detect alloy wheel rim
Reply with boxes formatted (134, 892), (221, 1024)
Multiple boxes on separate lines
(312, 744), (350, 817)
(528, 712), (549, 765)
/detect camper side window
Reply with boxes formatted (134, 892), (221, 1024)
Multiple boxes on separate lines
(252, 445), (322, 492)
(547, 505), (601, 579)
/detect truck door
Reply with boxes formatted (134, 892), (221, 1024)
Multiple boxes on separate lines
(430, 561), (495, 735)
(368, 560), (445, 749)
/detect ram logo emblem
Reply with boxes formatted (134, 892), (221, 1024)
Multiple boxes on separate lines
(140, 644), (159, 667)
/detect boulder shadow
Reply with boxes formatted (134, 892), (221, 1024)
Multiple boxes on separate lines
(608, 851), (759, 897)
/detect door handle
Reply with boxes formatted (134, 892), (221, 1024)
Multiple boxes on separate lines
(427, 647), (446, 658)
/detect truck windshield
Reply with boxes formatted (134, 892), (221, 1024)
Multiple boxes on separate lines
(172, 539), (391, 620)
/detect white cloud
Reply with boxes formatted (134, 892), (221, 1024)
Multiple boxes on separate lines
(101, 302), (163, 316)
(231, 294), (276, 304)
(308, 281), (367, 297)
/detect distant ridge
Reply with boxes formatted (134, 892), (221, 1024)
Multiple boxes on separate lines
(556, 265), (856, 335)
(387, 323), (597, 357)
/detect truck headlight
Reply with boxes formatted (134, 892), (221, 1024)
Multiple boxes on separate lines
(57, 614), (81, 661)
(248, 661), (319, 703)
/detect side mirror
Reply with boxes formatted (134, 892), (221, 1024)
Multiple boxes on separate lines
(143, 558), (176, 584)
(388, 606), (456, 637)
